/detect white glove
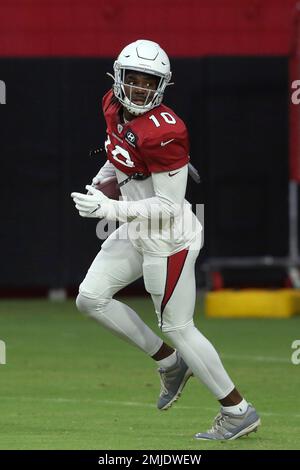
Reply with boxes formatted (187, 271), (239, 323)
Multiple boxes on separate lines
(71, 185), (110, 218)
(92, 174), (103, 187)
(92, 160), (116, 187)
(88, 176), (110, 195)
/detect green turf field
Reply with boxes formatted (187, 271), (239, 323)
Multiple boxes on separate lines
(0, 297), (299, 450)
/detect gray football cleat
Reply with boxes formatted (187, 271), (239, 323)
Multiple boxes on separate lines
(194, 404), (261, 440)
(157, 351), (193, 410)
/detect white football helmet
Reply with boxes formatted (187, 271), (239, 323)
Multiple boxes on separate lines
(109, 39), (172, 116)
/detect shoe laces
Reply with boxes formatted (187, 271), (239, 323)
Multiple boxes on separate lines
(158, 368), (169, 396)
(207, 412), (229, 434)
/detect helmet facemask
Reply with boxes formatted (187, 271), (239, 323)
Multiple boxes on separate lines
(107, 39), (173, 116)
(112, 65), (169, 116)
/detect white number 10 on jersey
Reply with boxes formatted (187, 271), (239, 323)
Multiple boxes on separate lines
(149, 112), (177, 127)
(104, 112), (177, 168)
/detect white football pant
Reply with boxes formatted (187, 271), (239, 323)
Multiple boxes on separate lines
(76, 223), (234, 399)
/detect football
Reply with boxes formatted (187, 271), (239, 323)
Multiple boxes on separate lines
(94, 176), (121, 200)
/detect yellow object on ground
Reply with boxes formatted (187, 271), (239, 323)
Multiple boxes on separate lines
(205, 289), (300, 318)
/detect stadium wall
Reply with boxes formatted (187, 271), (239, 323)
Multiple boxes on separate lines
(0, 0), (296, 291)
(0, 0), (296, 57)
(0, 57), (289, 290)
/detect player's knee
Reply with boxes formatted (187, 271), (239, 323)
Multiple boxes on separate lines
(76, 292), (110, 317)
(161, 321), (194, 338)
(76, 292), (94, 315)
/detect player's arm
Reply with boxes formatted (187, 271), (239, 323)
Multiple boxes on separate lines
(71, 164), (188, 221)
(72, 124), (190, 220)
(98, 128), (190, 221)
(103, 164), (188, 222)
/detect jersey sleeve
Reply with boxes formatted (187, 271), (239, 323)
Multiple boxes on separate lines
(143, 127), (190, 173)
(100, 165), (189, 223)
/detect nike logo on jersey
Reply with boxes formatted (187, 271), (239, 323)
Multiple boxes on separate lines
(169, 171), (180, 177)
(161, 139), (174, 147)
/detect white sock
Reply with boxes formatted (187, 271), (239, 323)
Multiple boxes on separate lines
(156, 350), (177, 369)
(222, 398), (248, 415)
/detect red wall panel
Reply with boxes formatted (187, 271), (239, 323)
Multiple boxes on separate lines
(0, 0), (297, 57)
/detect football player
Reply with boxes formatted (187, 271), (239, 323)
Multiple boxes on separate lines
(71, 39), (260, 440)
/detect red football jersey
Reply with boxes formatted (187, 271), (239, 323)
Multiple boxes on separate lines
(102, 90), (190, 176)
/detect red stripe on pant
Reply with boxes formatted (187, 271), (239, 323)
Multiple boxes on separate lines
(160, 248), (189, 327)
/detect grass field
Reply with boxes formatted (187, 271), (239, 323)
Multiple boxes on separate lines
(0, 297), (299, 450)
